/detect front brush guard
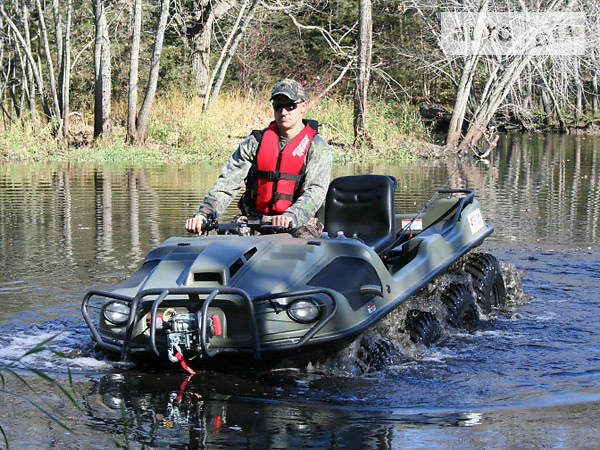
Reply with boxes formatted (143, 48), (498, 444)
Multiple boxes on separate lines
(81, 286), (337, 361)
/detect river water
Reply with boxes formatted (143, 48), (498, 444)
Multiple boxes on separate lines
(0, 133), (599, 448)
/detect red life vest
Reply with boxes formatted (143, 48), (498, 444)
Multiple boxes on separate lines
(254, 121), (318, 214)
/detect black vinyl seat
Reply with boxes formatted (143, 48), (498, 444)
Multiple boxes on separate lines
(324, 175), (397, 253)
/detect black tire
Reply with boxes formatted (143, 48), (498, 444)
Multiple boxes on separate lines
(405, 310), (443, 345)
(359, 339), (395, 370)
(463, 253), (506, 313)
(440, 282), (479, 327)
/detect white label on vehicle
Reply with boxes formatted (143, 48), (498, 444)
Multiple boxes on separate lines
(367, 302), (377, 314)
(467, 208), (485, 234)
(401, 219), (423, 232)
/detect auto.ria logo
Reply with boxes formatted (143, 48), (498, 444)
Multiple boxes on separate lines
(441, 11), (587, 56)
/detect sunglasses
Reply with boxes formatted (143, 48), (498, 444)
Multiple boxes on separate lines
(272, 101), (302, 112)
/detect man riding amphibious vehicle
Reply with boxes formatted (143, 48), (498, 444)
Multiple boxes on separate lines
(185, 78), (332, 240)
(82, 174), (506, 370)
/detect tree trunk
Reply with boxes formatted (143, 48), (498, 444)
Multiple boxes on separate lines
(134, 0), (169, 143)
(93, 0), (102, 135)
(593, 68), (598, 116)
(52, 0), (63, 110)
(191, 19), (213, 98)
(536, 62), (567, 132)
(459, 56), (532, 150)
(188, 0), (234, 98)
(574, 59), (583, 121)
(590, 49), (599, 117)
(446, 54), (479, 148)
(0, 14), (7, 124)
(541, 86), (556, 126)
(203, 0), (248, 111)
(353, 0), (372, 147)
(523, 65), (533, 110)
(576, 85), (583, 121)
(446, 1), (487, 148)
(13, 33), (29, 111)
(21, 0), (37, 119)
(14, 39), (29, 116)
(9, 61), (21, 120)
(93, 0), (111, 138)
(35, 0), (61, 122)
(204, 0), (259, 112)
(127, 0), (142, 142)
(99, 27), (112, 135)
(60, 0), (71, 139)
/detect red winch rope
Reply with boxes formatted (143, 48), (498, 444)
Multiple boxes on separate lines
(174, 351), (197, 375)
(175, 373), (195, 403)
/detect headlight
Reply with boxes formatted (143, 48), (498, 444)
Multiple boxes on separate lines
(103, 301), (130, 325)
(287, 298), (320, 323)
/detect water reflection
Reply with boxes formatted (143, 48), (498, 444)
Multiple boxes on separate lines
(56, 169), (74, 263)
(86, 372), (484, 449)
(95, 168), (113, 262)
(439, 133), (600, 247)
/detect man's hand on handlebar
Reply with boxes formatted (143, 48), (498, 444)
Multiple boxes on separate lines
(185, 215), (206, 235)
(270, 214), (293, 228)
(258, 215), (295, 234)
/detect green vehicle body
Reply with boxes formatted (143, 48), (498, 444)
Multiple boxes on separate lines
(81, 175), (493, 368)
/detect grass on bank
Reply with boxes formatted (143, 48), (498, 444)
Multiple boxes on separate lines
(0, 90), (432, 164)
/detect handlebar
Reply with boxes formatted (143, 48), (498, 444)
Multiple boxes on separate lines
(193, 216), (295, 236)
(255, 223), (295, 234)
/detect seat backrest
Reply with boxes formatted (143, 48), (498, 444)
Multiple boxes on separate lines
(324, 175), (397, 253)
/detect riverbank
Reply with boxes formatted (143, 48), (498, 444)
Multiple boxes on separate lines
(0, 91), (435, 165)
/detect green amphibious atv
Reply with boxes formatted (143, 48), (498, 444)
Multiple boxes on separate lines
(82, 175), (506, 369)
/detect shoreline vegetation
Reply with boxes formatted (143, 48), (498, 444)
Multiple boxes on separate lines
(3, 1), (600, 165)
(3, 88), (599, 165)
(0, 90), (437, 164)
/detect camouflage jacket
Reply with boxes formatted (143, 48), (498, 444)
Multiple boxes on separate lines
(196, 126), (332, 227)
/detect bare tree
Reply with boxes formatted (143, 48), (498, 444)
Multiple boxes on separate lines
(175, 0), (234, 98)
(407, 0), (598, 152)
(0, 3), (51, 119)
(35, 0), (61, 124)
(94, 0), (112, 138)
(132, 0), (170, 143)
(21, 0), (37, 118)
(204, 0), (260, 112)
(52, 0), (64, 110)
(354, 0), (372, 147)
(127, 0), (143, 142)
(592, 51), (599, 116)
(59, 0), (72, 138)
(0, 0), (93, 138)
(445, 1), (487, 148)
